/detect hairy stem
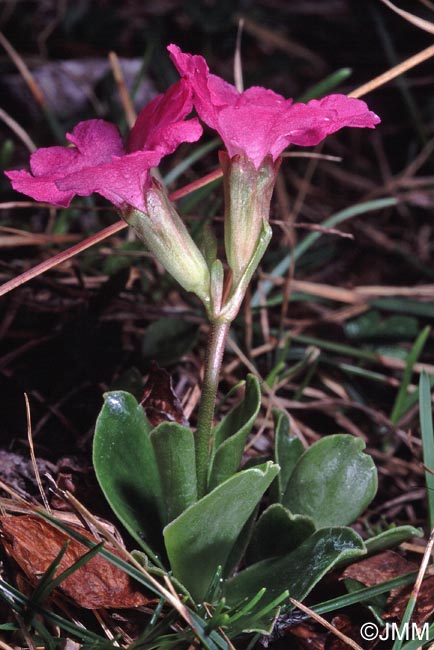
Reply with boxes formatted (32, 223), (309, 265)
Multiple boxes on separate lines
(195, 318), (230, 498)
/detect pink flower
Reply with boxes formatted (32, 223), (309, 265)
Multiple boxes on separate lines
(5, 80), (202, 212)
(168, 44), (380, 170)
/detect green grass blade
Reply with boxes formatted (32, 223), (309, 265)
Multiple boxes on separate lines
(390, 326), (431, 424)
(251, 197), (397, 307)
(298, 67), (352, 102)
(163, 137), (220, 185)
(290, 333), (378, 363)
(310, 571), (417, 615)
(0, 578), (113, 644)
(420, 370), (434, 531)
(32, 542), (105, 605)
(371, 298), (434, 320)
(400, 624), (434, 649)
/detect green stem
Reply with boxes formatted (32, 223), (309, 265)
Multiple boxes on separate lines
(195, 318), (231, 498)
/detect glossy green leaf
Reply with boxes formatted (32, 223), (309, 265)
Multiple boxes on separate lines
(208, 374), (262, 490)
(150, 422), (197, 524)
(246, 504), (316, 564)
(93, 391), (163, 557)
(365, 526), (423, 556)
(272, 409), (304, 503)
(164, 462), (279, 602)
(224, 507), (259, 577)
(225, 527), (366, 633)
(284, 434), (377, 527)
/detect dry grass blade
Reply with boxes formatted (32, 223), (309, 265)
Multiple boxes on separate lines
(289, 598), (364, 649)
(0, 168), (223, 297)
(108, 51), (136, 128)
(349, 43), (434, 98)
(380, 0), (434, 35)
(404, 528), (434, 616)
(0, 229), (80, 247)
(234, 18), (244, 93)
(0, 641), (16, 650)
(24, 393), (51, 514)
(0, 107), (36, 152)
(235, 14), (327, 72)
(0, 220), (127, 297)
(0, 31), (48, 109)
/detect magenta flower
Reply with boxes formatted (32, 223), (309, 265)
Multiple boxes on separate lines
(5, 80), (202, 212)
(168, 44), (380, 169)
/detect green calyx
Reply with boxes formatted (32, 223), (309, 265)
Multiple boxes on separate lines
(124, 181), (211, 307)
(220, 152), (281, 288)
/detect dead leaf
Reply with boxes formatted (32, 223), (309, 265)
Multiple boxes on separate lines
(285, 623), (325, 649)
(325, 615), (364, 649)
(0, 515), (150, 609)
(341, 550), (417, 587)
(385, 574), (434, 625)
(141, 362), (189, 427)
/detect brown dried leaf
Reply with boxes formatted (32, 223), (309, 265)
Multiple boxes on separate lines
(341, 550), (417, 587)
(0, 515), (150, 609)
(385, 574), (434, 625)
(325, 615), (364, 649)
(286, 623), (325, 649)
(141, 362), (188, 427)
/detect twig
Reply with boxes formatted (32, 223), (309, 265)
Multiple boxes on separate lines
(290, 598), (364, 650)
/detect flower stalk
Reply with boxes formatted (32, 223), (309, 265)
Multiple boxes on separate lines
(195, 318), (231, 498)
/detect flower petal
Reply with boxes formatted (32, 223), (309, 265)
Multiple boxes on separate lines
(168, 44), (238, 132)
(31, 120), (125, 176)
(169, 44), (381, 168)
(127, 79), (202, 154)
(56, 150), (162, 212)
(5, 169), (76, 207)
(5, 120), (126, 207)
(281, 94), (381, 147)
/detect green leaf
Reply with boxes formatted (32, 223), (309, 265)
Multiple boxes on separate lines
(164, 462), (279, 602)
(344, 311), (419, 341)
(365, 526), (423, 556)
(93, 391), (163, 558)
(297, 67), (352, 102)
(272, 409), (304, 503)
(284, 434), (377, 527)
(246, 503), (316, 564)
(390, 325), (431, 423)
(224, 527), (366, 632)
(150, 422), (197, 524)
(208, 374), (262, 490)
(420, 370), (434, 531)
(224, 507), (259, 577)
(142, 317), (199, 366)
